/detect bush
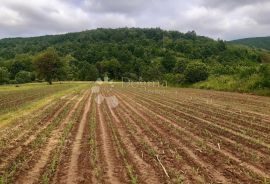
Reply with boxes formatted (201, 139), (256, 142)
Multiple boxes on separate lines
(184, 61), (209, 83)
(238, 66), (257, 79)
(15, 71), (32, 84)
(173, 59), (189, 73)
(9, 80), (18, 84)
(258, 64), (270, 88)
(0, 67), (10, 84)
(164, 73), (185, 85)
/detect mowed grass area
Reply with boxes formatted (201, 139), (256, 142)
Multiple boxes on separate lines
(0, 82), (90, 129)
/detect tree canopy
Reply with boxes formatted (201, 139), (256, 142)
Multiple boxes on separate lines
(0, 28), (269, 94)
(33, 48), (64, 84)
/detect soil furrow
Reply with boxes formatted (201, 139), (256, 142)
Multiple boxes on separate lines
(122, 89), (270, 154)
(115, 92), (230, 184)
(123, 88), (270, 136)
(0, 95), (76, 173)
(96, 98), (124, 183)
(15, 91), (87, 184)
(59, 92), (93, 184)
(119, 91), (270, 182)
(105, 97), (163, 184)
(115, 101), (203, 184)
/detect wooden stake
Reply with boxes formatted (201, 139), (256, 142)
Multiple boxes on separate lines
(156, 155), (170, 178)
(218, 143), (221, 150)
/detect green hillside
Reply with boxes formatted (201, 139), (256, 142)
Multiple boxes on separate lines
(230, 36), (270, 51)
(0, 28), (269, 95)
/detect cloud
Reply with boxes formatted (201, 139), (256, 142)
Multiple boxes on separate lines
(83, 0), (151, 14)
(0, 0), (92, 37)
(201, 0), (269, 10)
(0, 0), (270, 40)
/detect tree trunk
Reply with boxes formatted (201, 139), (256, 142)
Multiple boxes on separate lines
(48, 80), (52, 85)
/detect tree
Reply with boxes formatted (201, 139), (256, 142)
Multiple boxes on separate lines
(217, 39), (227, 51)
(78, 62), (98, 81)
(62, 55), (78, 80)
(34, 48), (64, 84)
(184, 61), (209, 83)
(174, 59), (189, 73)
(15, 71), (31, 84)
(142, 65), (162, 81)
(161, 52), (176, 72)
(0, 67), (10, 84)
(10, 54), (33, 79)
(101, 58), (121, 79)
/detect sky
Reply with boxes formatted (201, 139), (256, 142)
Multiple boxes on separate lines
(0, 0), (269, 40)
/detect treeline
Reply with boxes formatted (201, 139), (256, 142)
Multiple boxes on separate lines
(230, 36), (270, 51)
(0, 28), (269, 94)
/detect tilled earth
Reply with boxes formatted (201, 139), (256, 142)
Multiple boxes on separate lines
(0, 84), (270, 184)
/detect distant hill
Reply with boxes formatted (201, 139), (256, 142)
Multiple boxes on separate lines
(230, 36), (270, 50)
(0, 28), (269, 94)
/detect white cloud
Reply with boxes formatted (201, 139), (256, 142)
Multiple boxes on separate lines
(0, 0), (270, 40)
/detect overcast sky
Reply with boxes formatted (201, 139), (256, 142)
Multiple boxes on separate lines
(0, 0), (269, 40)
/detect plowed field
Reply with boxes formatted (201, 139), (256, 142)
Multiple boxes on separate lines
(0, 83), (269, 184)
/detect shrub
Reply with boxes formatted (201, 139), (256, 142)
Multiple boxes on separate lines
(0, 67), (10, 84)
(9, 80), (18, 84)
(184, 61), (209, 83)
(173, 59), (189, 73)
(258, 64), (270, 88)
(15, 71), (32, 84)
(164, 73), (185, 85)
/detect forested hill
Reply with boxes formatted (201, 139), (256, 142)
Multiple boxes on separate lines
(0, 28), (269, 95)
(230, 36), (270, 51)
(0, 28), (221, 60)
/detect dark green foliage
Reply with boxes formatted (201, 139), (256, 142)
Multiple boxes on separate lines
(161, 52), (176, 72)
(258, 64), (270, 88)
(174, 59), (189, 73)
(9, 54), (33, 79)
(164, 73), (185, 84)
(96, 58), (121, 79)
(0, 67), (10, 84)
(33, 48), (63, 84)
(78, 62), (98, 81)
(184, 61), (209, 83)
(15, 71), (32, 84)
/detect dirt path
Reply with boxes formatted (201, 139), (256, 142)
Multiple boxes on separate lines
(62, 92), (93, 184)
(105, 99), (163, 184)
(15, 92), (87, 184)
(96, 101), (123, 183)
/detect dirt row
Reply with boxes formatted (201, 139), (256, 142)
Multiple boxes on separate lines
(110, 86), (269, 183)
(120, 88), (270, 147)
(1, 84), (269, 184)
(113, 89), (269, 176)
(0, 89), (88, 183)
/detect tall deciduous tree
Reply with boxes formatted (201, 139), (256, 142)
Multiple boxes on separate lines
(34, 48), (64, 85)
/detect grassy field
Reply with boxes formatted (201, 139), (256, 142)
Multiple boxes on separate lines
(0, 82), (269, 184)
